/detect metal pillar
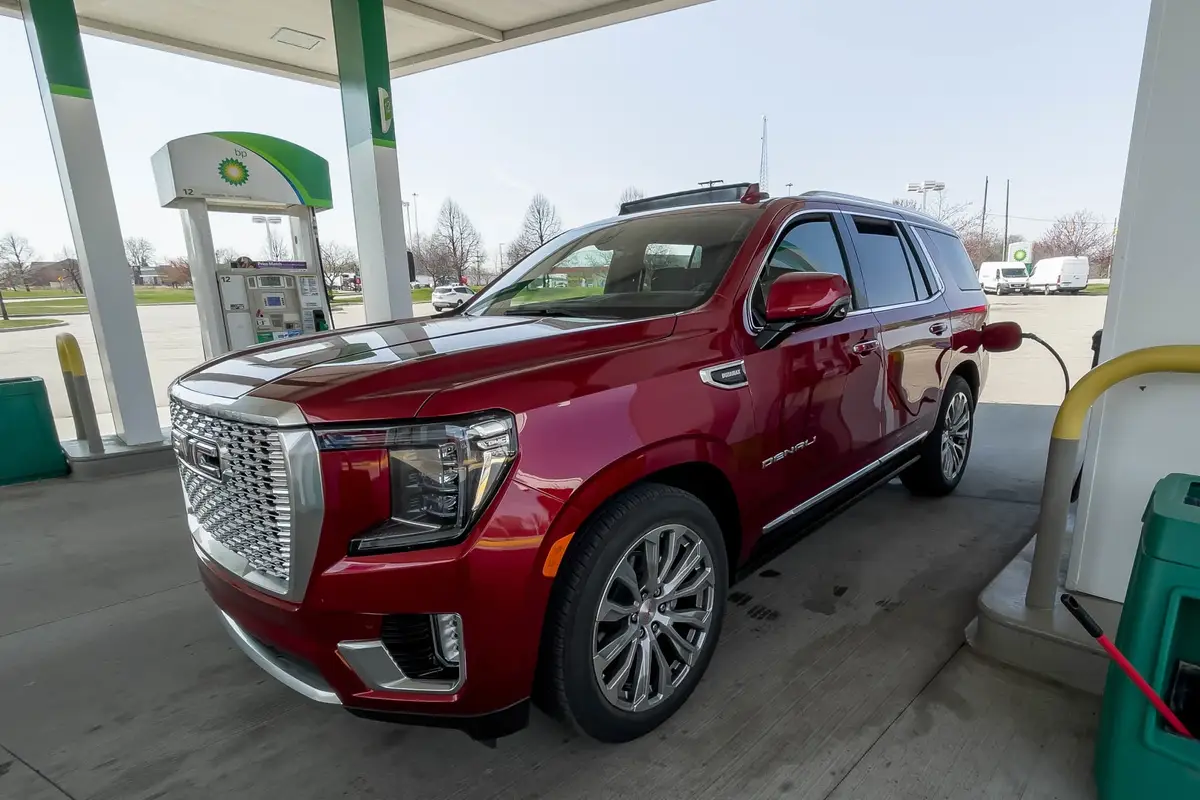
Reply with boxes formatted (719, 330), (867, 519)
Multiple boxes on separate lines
(1069, 0), (1200, 602)
(21, 0), (161, 445)
(330, 0), (414, 323)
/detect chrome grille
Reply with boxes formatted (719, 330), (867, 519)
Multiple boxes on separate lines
(170, 400), (291, 582)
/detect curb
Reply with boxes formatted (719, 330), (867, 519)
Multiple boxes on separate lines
(0, 319), (68, 333)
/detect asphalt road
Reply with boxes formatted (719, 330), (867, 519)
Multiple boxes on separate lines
(0, 295), (1104, 438)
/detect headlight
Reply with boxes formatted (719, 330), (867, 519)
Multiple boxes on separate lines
(316, 414), (517, 554)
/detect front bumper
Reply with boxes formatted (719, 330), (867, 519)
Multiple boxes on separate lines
(197, 475), (564, 736)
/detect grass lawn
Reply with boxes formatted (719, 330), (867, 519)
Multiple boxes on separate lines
(0, 317), (62, 329)
(332, 287), (434, 304)
(5, 287), (195, 316)
(1084, 284), (1110, 295)
(1, 288), (83, 299)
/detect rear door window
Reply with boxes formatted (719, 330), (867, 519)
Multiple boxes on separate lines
(914, 227), (983, 292)
(849, 217), (922, 308)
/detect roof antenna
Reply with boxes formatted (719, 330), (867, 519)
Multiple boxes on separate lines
(758, 115), (769, 194)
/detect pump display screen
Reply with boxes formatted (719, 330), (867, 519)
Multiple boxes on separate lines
(264, 294), (285, 308)
(259, 276), (284, 288)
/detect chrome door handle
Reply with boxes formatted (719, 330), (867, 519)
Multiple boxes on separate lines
(852, 340), (880, 355)
(929, 322), (949, 335)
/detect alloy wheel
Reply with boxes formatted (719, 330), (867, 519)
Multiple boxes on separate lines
(591, 524), (716, 713)
(940, 391), (972, 481)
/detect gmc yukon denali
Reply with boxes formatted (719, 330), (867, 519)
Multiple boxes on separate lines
(170, 185), (1003, 743)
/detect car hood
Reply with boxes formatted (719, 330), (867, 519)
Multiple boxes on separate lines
(175, 313), (674, 424)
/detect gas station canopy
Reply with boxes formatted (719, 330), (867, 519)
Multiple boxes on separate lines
(0, 0), (711, 83)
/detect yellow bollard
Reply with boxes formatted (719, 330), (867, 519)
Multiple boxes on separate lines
(55, 332), (104, 455)
(1026, 345), (1200, 609)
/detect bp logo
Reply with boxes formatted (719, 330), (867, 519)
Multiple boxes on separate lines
(218, 157), (249, 186)
(1012, 248), (1028, 262)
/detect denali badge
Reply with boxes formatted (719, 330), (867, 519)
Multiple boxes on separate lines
(762, 437), (816, 468)
(173, 430), (223, 482)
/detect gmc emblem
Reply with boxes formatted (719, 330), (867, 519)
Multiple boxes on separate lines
(173, 430), (223, 482)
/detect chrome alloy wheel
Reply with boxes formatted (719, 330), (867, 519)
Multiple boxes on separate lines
(940, 391), (972, 481)
(591, 524), (716, 713)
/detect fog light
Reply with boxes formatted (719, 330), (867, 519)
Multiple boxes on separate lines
(434, 613), (462, 666)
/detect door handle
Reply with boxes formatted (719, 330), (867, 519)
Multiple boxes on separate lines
(929, 322), (949, 336)
(852, 340), (880, 356)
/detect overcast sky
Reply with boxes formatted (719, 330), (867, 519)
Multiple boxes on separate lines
(0, 0), (1150, 267)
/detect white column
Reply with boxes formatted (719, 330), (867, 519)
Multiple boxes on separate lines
(1069, 0), (1200, 602)
(22, 0), (161, 445)
(331, 0), (414, 323)
(178, 201), (227, 360)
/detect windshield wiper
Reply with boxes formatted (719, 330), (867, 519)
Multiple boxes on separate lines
(503, 308), (581, 318)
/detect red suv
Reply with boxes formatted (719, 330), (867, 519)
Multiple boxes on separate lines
(170, 185), (996, 743)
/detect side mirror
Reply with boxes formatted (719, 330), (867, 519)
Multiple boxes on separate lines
(757, 272), (853, 349)
(981, 321), (1023, 352)
(765, 272), (852, 323)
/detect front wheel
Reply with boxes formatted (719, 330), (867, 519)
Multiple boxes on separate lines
(542, 483), (728, 742)
(900, 375), (975, 497)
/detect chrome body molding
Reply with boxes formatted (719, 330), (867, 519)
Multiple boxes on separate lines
(169, 381), (310, 427)
(337, 640), (466, 695)
(217, 610), (341, 705)
(763, 433), (928, 533)
(699, 359), (749, 390)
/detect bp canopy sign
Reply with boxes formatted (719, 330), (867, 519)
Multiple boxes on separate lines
(1007, 241), (1033, 266)
(151, 132), (332, 213)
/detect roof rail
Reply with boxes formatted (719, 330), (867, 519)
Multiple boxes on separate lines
(799, 190), (944, 225)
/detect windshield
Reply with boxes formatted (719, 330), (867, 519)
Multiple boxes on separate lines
(1002, 267), (1028, 278)
(466, 206), (761, 319)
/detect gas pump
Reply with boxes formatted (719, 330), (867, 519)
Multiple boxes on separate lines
(151, 132), (335, 359)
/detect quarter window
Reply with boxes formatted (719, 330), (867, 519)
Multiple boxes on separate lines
(751, 216), (852, 324)
(850, 217), (926, 308)
(915, 227), (983, 292)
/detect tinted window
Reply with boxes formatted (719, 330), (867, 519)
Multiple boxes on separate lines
(915, 227), (982, 292)
(751, 216), (851, 324)
(851, 217), (919, 307)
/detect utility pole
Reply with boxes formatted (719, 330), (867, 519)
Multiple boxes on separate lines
(980, 176), (989, 258)
(1002, 179), (1011, 261)
(698, 179), (724, 188)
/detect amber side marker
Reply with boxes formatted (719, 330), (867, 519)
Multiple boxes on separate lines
(542, 534), (574, 577)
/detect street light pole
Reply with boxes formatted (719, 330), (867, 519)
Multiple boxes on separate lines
(785, 182), (794, 195)
(251, 215), (284, 257)
(411, 192), (419, 243)
(698, 179), (724, 188)
(906, 180), (945, 213)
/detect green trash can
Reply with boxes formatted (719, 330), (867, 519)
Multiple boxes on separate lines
(1095, 473), (1200, 798)
(0, 377), (68, 486)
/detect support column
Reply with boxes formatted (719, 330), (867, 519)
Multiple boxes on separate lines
(21, 0), (161, 445)
(1069, 0), (1200, 601)
(178, 201), (227, 360)
(330, 0), (414, 323)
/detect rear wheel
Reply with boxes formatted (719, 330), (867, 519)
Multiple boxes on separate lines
(542, 484), (728, 742)
(901, 375), (974, 497)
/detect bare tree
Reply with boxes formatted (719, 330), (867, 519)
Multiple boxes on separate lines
(319, 240), (358, 288)
(618, 186), (645, 211)
(123, 236), (155, 285)
(429, 199), (485, 284)
(1034, 210), (1113, 276)
(264, 228), (290, 260)
(892, 195), (974, 236)
(506, 194), (563, 265)
(161, 257), (191, 287)
(0, 232), (37, 293)
(213, 246), (240, 266)
(54, 246), (84, 294)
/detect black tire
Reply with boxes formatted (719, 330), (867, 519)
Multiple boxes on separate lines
(900, 375), (975, 497)
(541, 483), (728, 742)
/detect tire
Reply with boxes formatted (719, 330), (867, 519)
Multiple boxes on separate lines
(900, 375), (975, 497)
(542, 483), (728, 742)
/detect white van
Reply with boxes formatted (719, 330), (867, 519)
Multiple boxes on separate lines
(1027, 256), (1090, 294)
(979, 262), (1031, 294)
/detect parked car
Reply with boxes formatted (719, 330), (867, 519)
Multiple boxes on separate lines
(168, 184), (1006, 745)
(979, 262), (1030, 294)
(432, 284), (475, 310)
(1027, 256), (1089, 294)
